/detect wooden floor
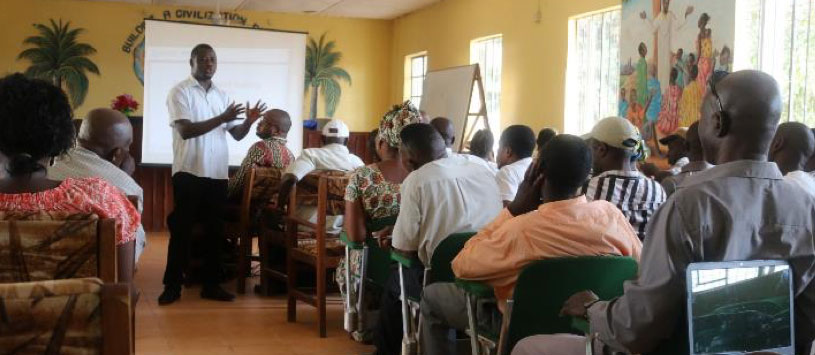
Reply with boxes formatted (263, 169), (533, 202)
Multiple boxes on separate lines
(135, 233), (374, 355)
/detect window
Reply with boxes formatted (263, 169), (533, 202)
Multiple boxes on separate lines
(470, 35), (503, 134)
(404, 52), (428, 107)
(735, 0), (815, 125)
(564, 7), (621, 135)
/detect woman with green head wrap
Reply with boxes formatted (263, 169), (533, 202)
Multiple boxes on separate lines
(336, 101), (421, 342)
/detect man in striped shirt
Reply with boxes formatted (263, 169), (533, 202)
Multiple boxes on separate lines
(582, 116), (666, 240)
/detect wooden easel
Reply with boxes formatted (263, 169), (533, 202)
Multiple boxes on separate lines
(459, 64), (491, 152)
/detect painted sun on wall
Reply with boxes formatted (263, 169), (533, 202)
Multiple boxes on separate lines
(620, 0), (735, 146)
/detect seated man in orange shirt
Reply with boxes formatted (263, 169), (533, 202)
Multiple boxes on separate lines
(420, 134), (643, 355)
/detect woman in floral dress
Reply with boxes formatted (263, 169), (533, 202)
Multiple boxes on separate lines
(0, 74), (140, 284)
(336, 101), (421, 341)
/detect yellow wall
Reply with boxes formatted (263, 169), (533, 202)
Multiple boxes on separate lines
(391, 0), (619, 133)
(0, 0), (392, 131)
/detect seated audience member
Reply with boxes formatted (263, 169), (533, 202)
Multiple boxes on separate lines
(536, 128), (557, 154)
(337, 102), (421, 341)
(0, 73), (140, 284)
(661, 122), (712, 196)
(582, 116), (666, 240)
(469, 129), (498, 172)
(430, 117), (457, 155)
(431, 116), (497, 172)
(495, 125), (536, 205)
(420, 135), (642, 355)
(48, 108), (147, 262)
(374, 123), (502, 355)
(659, 127), (690, 174)
(227, 109), (294, 199)
(277, 119), (364, 233)
(513, 70), (815, 355)
(770, 121), (815, 197)
(807, 128), (815, 172)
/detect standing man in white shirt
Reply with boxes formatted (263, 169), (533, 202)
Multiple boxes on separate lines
(48, 108), (147, 262)
(159, 43), (267, 305)
(495, 125), (536, 205)
(276, 119), (364, 233)
(770, 121), (815, 198)
(373, 123), (502, 354)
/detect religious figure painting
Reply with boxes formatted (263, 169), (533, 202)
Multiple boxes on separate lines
(620, 0), (735, 149)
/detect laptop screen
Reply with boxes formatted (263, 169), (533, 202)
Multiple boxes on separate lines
(687, 261), (794, 355)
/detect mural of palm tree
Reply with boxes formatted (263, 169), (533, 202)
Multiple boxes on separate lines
(17, 19), (100, 108)
(304, 33), (351, 119)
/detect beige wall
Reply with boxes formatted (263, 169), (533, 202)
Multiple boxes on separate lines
(0, 0), (393, 131)
(1, 0), (623, 133)
(391, 0), (620, 133)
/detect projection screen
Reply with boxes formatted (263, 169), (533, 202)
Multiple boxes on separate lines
(143, 20), (306, 166)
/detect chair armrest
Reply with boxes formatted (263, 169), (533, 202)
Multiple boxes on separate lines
(455, 278), (494, 298)
(339, 232), (365, 249)
(571, 317), (590, 334)
(390, 251), (417, 268)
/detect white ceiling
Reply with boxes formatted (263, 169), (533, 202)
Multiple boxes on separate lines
(70, 0), (442, 19)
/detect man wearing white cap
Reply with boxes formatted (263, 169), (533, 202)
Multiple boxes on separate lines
(277, 119), (364, 233)
(582, 116), (666, 241)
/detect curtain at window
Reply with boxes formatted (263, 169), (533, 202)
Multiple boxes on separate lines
(565, 9), (621, 135)
(736, 0), (815, 125)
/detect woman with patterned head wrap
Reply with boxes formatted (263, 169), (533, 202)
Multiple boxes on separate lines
(336, 101), (421, 342)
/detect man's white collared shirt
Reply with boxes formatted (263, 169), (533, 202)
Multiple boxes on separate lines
(167, 76), (240, 179)
(285, 144), (365, 180)
(392, 155), (503, 265)
(495, 157), (533, 202)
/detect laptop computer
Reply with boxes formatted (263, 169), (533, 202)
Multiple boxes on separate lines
(686, 260), (795, 355)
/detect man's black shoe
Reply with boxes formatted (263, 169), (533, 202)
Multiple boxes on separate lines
(158, 286), (181, 305)
(200, 284), (236, 302)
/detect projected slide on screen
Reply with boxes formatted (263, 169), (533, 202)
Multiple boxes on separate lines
(143, 20), (306, 166)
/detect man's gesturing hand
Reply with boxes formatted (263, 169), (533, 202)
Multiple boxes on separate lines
(220, 102), (246, 123)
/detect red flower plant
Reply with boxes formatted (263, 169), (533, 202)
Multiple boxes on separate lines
(111, 94), (139, 116)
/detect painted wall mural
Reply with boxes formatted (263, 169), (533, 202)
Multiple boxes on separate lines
(620, 0), (735, 149)
(17, 19), (100, 107)
(304, 33), (352, 119)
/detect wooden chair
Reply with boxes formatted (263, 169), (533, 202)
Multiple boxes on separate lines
(0, 277), (133, 354)
(224, 167), (284, 294)
(285, 170), (351, 337)
(0, 213), (118, 283)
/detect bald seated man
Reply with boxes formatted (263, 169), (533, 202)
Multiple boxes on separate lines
(513, 70), (815, 354)
(431, 116), (498, 174)
(770, 121), (815, 198)
(48, 108), (147, 262)
(227, 109), (295, 198)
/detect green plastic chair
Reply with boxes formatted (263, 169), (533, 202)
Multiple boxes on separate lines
(340, 216), (397, 334)
(391, 232), (477, 355)
(459, 256), (639, 355)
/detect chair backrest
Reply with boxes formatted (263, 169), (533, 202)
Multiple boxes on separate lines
(0, 212), (117, 283)
(363, 216), (399, 288)
(507, 256), (639, 352)
(428, 232), (477, 285)
(0, 277), (132, 355)
(295, 170), (351, 217)
(247, 167), (284, 203)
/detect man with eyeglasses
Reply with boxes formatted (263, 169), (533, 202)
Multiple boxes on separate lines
(512, 71), (815, 355)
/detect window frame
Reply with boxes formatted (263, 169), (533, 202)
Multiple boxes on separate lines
(469, 34), (503, 135)
(404, 51), (428, 107)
